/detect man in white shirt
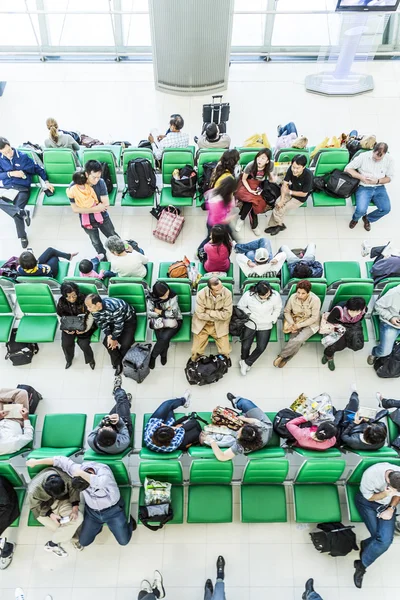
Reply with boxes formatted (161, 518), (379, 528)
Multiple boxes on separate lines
(346, 142), (394, 231)
(106, 236), (148, 279)
(353, 462), (400, 588)
(368, 284), (400, 365)
(0, 387), (32, 456)
(148, 115), (189, 161)
(233, 238), (286, 279)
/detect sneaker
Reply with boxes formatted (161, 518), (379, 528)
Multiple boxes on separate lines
(183, 389), (191, 408)
(376, 392), (383, 407)
(239, 359), (249, 376)
(44, 541), (68, 558)
(0, 540), (15, 570)
(367, 354), (376, 366)
(20, 237), (29, 249)
(328, 359), (335, 371)
(140, 580), (152, 594)
(23, 209), (31, 227)
(235, 219), (244, 232)
(15, 589), (25, 600)
(231, 240), (237, 249)
(152, 570), (166, 599)
(113, 375), (122, 392)
(361, 240), (371, 257)
(71, 540), (83, 552)
(226, 392), (237, 408)
(252, 226), (261, 236)
(44, 596), (53, 600)
(126, 393), (133, 403)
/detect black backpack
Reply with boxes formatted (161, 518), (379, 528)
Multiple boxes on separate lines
(5, 329), (39, 366)
(185, 354), (230, 386)
(101, 162), (113, 194)
(198, 161), (218, 197)
(229, 306), (251, 338)
(325, 170), (359, 198)
(17, 384), (43, 413)
(124, 158), (156, 199)
(171, 165), (197, 198)
(374, 341), (400, 378)
(273, 408), (303, 443)
(261, 181), (281, 207)
(310, 522), (358, 557)
(60, 130), (81, 144)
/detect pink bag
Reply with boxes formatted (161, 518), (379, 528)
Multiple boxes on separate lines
(153, 206), (185, 244)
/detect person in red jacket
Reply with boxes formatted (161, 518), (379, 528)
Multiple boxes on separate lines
(286, 412), (337, 451)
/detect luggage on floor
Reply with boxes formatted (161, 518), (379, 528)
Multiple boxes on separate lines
(153, 206), (185, 244)
(374, 342), (400, 378)
(202, 95), (230, 133)
(124, 158), (157, 199)
(17, 384), (43, 413)
(5, 329), (39, 367)
(185, 354), (230, 386)
(310, 522), (358, 557)
(122, 343), (152, 383)
(139, 477), (174, 531)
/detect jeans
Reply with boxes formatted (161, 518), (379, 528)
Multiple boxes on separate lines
(38, 247), (72, 278)
(280, 243), (316, 265)
(79, 498), (133, 547)
(103, 316), (136, 369)
(352, 185), (391, 223)
(204, 580), (225, 600)
(344, 391), (359, 416)
(150, 397), (186, 422)
(0, 187), (30, 239)
(355, 491), (395, 568)
(241, 326), (271, 366)
(278, 122), (298, 137)
(110, 387), (133, 436)
(372, 321), (400, 358)
(61, 330), (94, 364)
(305, 593), (323, 600)
(235, 238), (272, 262)
(83, 215), (119, 256)
(152, 321), (182, 360)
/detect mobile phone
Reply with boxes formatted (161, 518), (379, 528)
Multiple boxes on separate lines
(60, 516), (70, 524)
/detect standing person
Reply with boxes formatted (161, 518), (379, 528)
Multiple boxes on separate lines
(203, 226), (232, 274)
(57, 282), (97, 370)
(0, 386), (33, 456)
(26, 456), (136, 547)
(85, 294), (136, 375)
(237, 281), (282, 375)
(138, 570), (165, 600)
(265, 155), (313, 236)
(148, 115), (189, 161)
(0, 476), (20, 569)
(146, 281), (183, 369)
(346, 142), (394, 231)
(191, 277), (233, 361)
(210, 149), (240, 188)
(204, 556), (226, 600)
(353, 462), (400, 588)
(44, 118), (80, 151)
(196, 123), (231, 150)
(0, 137), (54, 248)
(204, 175), (237, 238)
(235, 149), (275, 236)
(368, 284), (400, 366)
(143, 391), (192, 454)
(234, 238), (286, 279)
(279, 242), (323, 280)
(274, 280), (321, 368)
(17, 247), (78, 279)
(69, 160), (119, 257)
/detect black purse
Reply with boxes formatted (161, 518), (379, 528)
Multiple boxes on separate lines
(59, 314), (86, 332)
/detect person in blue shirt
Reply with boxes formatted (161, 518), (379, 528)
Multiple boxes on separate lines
(0, 137), (54, 248)
(143, 391), (192, 453)
(279, 242), (323, 279)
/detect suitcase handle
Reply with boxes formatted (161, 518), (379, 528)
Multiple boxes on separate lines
(212, 95), (223, 102)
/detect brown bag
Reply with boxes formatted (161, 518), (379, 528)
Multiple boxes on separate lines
(212, 406), (244, 431)
(168, 261), (188, 279)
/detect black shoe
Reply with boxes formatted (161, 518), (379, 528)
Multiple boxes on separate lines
(89, 361), (95, 370)
(24, 209), (31, 227)
(114, 364), (123, 376)
(353, 560), (366, 589)
(216, 555), (225, 580)
(20, 237), (29, 249)
(302, 578), (314, 599)
(65, 360), (72, 370)
(264, 226), (278, 234)
(205, 579), (213, 595)
(161, 355), (167, 366)
(149, 356), (156, 370)
(129, 516), (137, 532)
(270, 224), (286, 236)
(226, 392), (237, 408)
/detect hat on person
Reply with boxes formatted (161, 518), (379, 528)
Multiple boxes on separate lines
(255, 248), (269, 264)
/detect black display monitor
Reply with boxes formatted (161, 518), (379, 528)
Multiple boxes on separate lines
(336, 0), (400, 11)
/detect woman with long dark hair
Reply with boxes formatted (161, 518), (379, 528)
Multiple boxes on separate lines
(203, 225), (232, 274)
(146, 281), (183, 369)
(210, 149), (240, 188)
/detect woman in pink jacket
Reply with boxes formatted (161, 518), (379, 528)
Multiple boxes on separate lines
(203, 226), (232, 274)
(286, 412), (337, 451)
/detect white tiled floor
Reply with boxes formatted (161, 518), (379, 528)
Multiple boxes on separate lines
(0, 60), (400, 599)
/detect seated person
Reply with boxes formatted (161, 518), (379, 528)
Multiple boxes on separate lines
(286, 412), (337, 451)
(196, 123), (231, 150)
(106, 236), (148, 279)
(378, 393), (400, 450)
(369, 283), (400, 366)
(17, 247), (78, 279)
(274, 121), (308, 159)
(87, 377), (132, 455)
(66, 171), (104, 230)
(0, 387), (33, 456)
(205, 394), (272, 461)
(335, 386), (387, 451)
(146, 281), (183, 369)
(234, 238), (286, 278)
(143, 392), (192, 453)
(148, 115), (189, 161)
(45, 117), (80, 151)
(279, 242), (323, 279)
(0, 475), (19, 569)
(79, 258), (106, 279)
(210, 149), (241, 188)
(203, 225), (232, 274)
(362, 241), (400, 284)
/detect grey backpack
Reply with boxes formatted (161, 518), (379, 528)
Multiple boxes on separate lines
(122, 343), (152, 383)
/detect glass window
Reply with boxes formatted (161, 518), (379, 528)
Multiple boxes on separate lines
(44, 0), (115, 46)
(0, 0), (40, 46)
(232, 0), (267, 46)
(271, 0), (340, 47)
(122, 0), (151, 46)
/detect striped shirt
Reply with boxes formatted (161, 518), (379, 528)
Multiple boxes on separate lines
(144, 417), (184, 453)
(151, 131), (190, 160)
(92, 297), (135, 341)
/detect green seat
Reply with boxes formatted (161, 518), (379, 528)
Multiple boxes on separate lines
(199, 262), (234, 281)
(82, 149), (118, 206)
(94, 144), (123, 164)
(0, 415), (37, 461)
(242, 283), (280, 343)
(42, 148), (79, 206)
(119, 486), (132, 520)
(160, 150), (194, 207)
(121, 149), (156, 207)
(241, 458), (289, 522)
(187, 459), (233, 523)
(349, 446), (399, 458)
(293, 459), (346, 522)
(108, 282), (148, 342)
(275, 148), (310, 166)
(312, 150), (350, 207)
(324, 261), (362, 286)
(83, 413), (136, 461)
(345, 457), (400, 522)
(239, 270), (281, 292)
(280, 260), (327, 290)
(0, 286), (14, 342)
(15, 284), (58, 343)
(63, 277), (108, 294)
(0, 463), (26, 527)
(151, 281), (192, 342)
(109, 261), (153, 287)
(372, 282), (400, 343)
(138, 461), (184, 524)
(196, 149), (225, 206)
(294, 447), (343, 459)
(283, 282), (327, 342)
(27, 413), (87, 477)
(235, 147), (261, 168)
(139, 413), (185, 459)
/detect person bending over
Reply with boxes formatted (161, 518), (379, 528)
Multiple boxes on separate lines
(285, 412), (337, 451)
(143, 392), (192, 453)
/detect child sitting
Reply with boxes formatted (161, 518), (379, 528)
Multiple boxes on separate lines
(79, 258), (116, 280)
(66, 171), (103, 229)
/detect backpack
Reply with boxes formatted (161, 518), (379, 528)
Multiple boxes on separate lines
(374, 341), (400, 378)
(124, 158), (157, 199)
(229, 306), (251, 338)
(80, 134), (103, 148)
(122, 342), (151, 383)
(60, 130), (81, 144)
(211, 406), (244, 431)
(325, 169), (359, 198)
(185, 354), (230, 386)
(17, 384), (43, 413)
(167, 261), (188, 279)
(171, 165), (197, 198)
(198, 161), (218, 197)
(261, 181), (281, 207)
(0, 255), (19, 280)
(273, 408), (303, 443)
(310, 523), (358, 557)
(138, 477), (174, 531)
(101, 162), (113, 194)
(5, 329), (39, 366)
(21, 142), (43, 160)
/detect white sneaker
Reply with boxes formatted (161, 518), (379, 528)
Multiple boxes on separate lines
(0, 540), (15, 570)
(152, 570), (166, 599)
(15, 589), (24, 600)
(44, 541), (68, 558)
(231, 240), (237, 249)
(71, 540), (84, 551)
(252, 226), (261, 236)
(361, 240), (371, 257)
(376, 392), (383, 406)
(239, 359), (249, 376)
(235, 219), (244, 232)
(140, 580), (152, 594)
(183, 389), (191, 408)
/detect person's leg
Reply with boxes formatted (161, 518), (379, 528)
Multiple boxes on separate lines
(267, 197), (302, 228)
(245, 329), (271, 366)
(50, 501), (83, 544)
(248, 209), (258, 231)
(306, 593), (323, 600)
(214, 333), (231, 357)
(117, 318), (136, 360)
(372, 321), (400, 358)
(204, 585), (213, 600)
(38, 247), (71, 264)
(105, 502), (132, 546)
(352, 186), (373, 222)
(235, 397), (258, 412)
(61, 331), (76, 363)
(344, 391), (360, 414)
(111, 387), (133, 436)
(191, 328), (210, 361)
(138, 594), (157, 600)
(323, 331), (347, 360)
(279, 326), (314, 359)
(367, 186), (391, 223)
(1, 541), (15, 558)
(76, 336), (95, 364)
(99, 215), (118, 238)
(302, 242), (316, 262)
(279, 245), (299, 265)
(79, 506), (104, 547)
(235, 238), (271, 261)
(152, 327), (176, 360)
(355, 493), (395, 567)
(150, 397), (186, 421)
(240, 326), (254, 362)
(238, 202), (253, 222)
(10, 190), (30, 239)
(211, 580), (226, 600)
(370, 245), (387, 263)
(84, 227), (107, 256)
(354, 492), (379, 552)
(280, 122), (298, 136)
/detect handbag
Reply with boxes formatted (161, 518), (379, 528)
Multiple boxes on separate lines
(59, 314), (86, 332)
(149, 317), (178, 330)
(153, 205), (185, 244)
(319, 312), (336, 335)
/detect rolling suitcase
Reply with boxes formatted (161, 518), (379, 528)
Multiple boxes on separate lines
(202, 95), (230, 134)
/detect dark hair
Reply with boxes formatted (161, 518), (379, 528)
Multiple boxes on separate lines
(152, 426), (175, 447)
(213, 175), (237, 206)
(0, 137), (10, 150)
(249, 148), (273, 178)
(43, 474), (66, 499)
(315, 421), (337, 442)
(152, 281), (170, 298)
(345, 297), (366, 312)
(373, 142), (388, 156)
(292, 154), (307, 167)
(364, 422), (387, 446)
(170, 115), (184, 131)
(388, 470), (400, 492)
(250, 281), (272, 298)
(72, 170), (88, 185)
(60, 281), (80, 299)
(84, 159), (102, 175)
(210, 149), (240, 187)
(239, 424), (263, 451)
(205, 123), (219, 141)
(79, 259), (94, 274)
(19, 251), (37, 270)
(207, 276), (221, 289)
(71, 476), (90, 491)
(292, 263), (312, 279)
(296, 280), (312, 293)
(86, 293), (102, 305)
(210, 225), (232, 256)
(97, 427), (118, 447)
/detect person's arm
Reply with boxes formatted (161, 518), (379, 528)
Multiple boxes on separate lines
(109, 303), (130, 341)
(237, 292), (252, 316)
(26, 457), (55, 468)
(208, 439), (235, 462)
(21, 153), (47, 181)
(16, 414), (34, 449)
(296, 296), (321, 329)
(283, 296), (295, 326)
(344, 154), (364, 178)
(241, 170), (258, 195)
(138, 252), (149, 265)
(271, 293), (283, 323)
(375, 293), (400, 324)
(98, 194), (110, 209)
(208, 292), (233, 321)
(379, 495), (400, 520)
(285, 416), (308, 443)
(326, 307), (341, 325)
(194, 292), (213, 322)
(368, 489), (393, 502)
(0, 168), (10, 181)
(149, 135), (165, 160)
